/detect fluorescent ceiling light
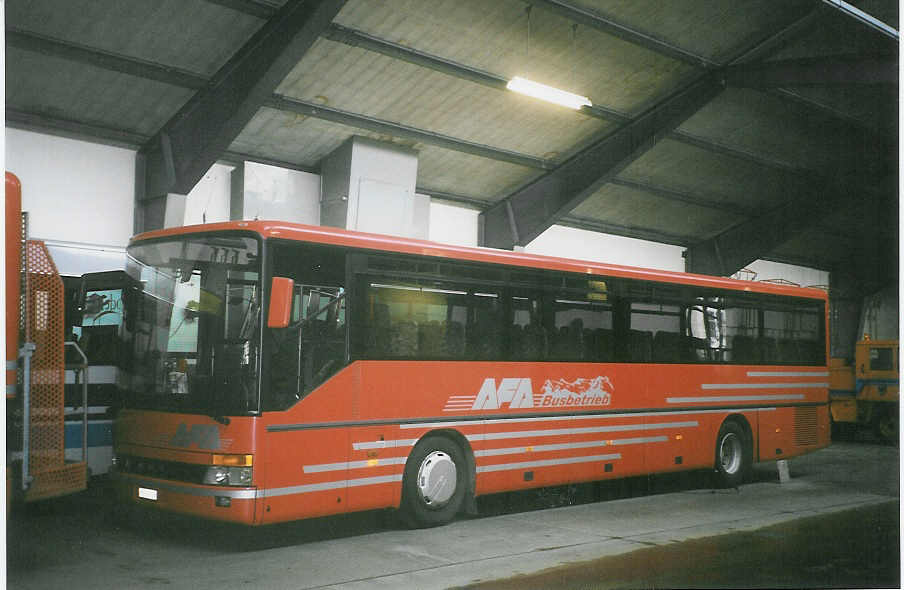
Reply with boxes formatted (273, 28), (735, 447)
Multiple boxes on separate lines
(506, 76), (591, 109)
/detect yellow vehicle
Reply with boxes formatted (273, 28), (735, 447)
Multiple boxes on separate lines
(830, 338), (899, 442)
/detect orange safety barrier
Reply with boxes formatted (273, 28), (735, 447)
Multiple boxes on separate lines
(22, 240), (85, 501)
(6, 173), (21, 399)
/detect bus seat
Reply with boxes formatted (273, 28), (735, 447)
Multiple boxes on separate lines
(731, 335), (757, 363)
(568, 318), (585, 360)
(653, 331), (685, 362)
(445, 320), (465, 357)
(629, 330), (653, 362)
(522, 324), (547, 360)
(418, 321), (445, 357)
(594, 329), (614, 361)
(391, 320), (418, 357)
(760, 337), (778, 363)
(370, 303), (391, 354)
(779, 338), (800, 363)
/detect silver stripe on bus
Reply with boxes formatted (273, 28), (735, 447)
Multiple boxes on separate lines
(6, 384), (16, 395)
(358, 422), (694, 452)
(400, 409), (732, 430)
(668, 394), (804, 403)
(303, 457), (408, 473)
(701, 382), (828, 390)
(747, 371), (829, 378)
(116, 474), (258, 499)
(468, 421), (699, 443)
(476, 453), (622, 473)
(352, 438), (418, 451)
(6, 360), (17, 370)
(261, 474), (404, 498)
(474, 436), (667, 458)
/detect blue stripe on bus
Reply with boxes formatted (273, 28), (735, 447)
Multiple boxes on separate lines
(856, 378), (900, 393)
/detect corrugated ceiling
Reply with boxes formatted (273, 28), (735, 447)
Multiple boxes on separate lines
(5, 0), (898, 280)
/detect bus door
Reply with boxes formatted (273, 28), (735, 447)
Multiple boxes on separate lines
(264, 243), (351, 519)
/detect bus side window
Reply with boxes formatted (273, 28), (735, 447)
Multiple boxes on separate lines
(264, 244), (347, 411)
(510, 295), (545, 361)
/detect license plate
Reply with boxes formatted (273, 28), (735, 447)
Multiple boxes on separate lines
(138, 487), (158, 501)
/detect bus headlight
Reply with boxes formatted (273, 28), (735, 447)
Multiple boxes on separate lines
(203, 466), (252, 486)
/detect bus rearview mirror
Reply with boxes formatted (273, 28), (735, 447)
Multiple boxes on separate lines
(267, 277), (295, 329)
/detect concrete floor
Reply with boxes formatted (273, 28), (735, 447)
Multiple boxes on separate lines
(7, 440), (899, 589)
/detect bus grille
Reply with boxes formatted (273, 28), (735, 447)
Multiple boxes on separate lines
(116, 454), (208, 484)
(794, 406), (818, 446)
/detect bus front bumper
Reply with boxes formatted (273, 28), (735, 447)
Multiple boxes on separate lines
(112, 471), (259, 525)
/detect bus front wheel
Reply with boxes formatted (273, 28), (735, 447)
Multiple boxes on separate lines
(714, 420), (750, 488)
(400, 436), (466, 528)
(874, 406), (898, 444)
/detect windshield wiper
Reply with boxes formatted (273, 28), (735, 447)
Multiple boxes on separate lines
(209, 413), (230, 426)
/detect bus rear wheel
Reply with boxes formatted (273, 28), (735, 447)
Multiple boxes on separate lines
(400, 436), (466, 528)
(714, 420), (750, 488)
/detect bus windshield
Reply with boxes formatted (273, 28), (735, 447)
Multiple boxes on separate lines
(123, 235), (261, 417)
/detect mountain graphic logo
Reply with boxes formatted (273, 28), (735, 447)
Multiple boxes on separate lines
(538, 376), (613, 407)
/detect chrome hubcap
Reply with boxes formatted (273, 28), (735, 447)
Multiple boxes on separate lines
(416, 450), (456, 508)
(720, 432), (742, 474)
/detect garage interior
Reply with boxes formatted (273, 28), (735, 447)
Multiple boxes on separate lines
(6, 0), (899, 351)
(4, 0), (900, 587)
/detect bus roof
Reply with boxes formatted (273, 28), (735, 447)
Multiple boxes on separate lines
(131, 220), (828, 301)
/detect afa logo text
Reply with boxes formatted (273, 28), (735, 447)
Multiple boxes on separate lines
(443, 376), (614, 412)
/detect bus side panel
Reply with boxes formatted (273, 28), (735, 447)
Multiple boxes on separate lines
(259, 368), (361, 524)
(757, 404), (829, 462)
(345, 424), (407, 512)
(758, 407), (791, 461)
(643, 365), (768, 473)
(260, 428), (349, 524)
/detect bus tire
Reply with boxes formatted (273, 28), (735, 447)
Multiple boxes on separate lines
(874, 406), (898, 444)
(400, 436), (466, 528)
(714, 420), (750, 488)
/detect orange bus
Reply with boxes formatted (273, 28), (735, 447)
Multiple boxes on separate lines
(111, 220), (830, 527)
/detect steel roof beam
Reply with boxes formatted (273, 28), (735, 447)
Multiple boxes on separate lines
(821, 0), (899, 40)
(322, 24), (630, 123)
(6, 28), (208, 89)
(556, 215), (690, 247)
(525, 0), (717, 68)
(201, 0), (277, 19)
(17, 18), (871, 188)
(479, 74), (724, 249)
(141, 0), (347, 206)
(6, 108), (148, 149)
(322, 24), (889, 188)
(6, 107), (321, 176)
(609, 177), (758, 217)
(414, 188), (491, 210)
(266, 95), (555, 170)
(732, 7), (827, 65)
(7, 26), (551, 171)
(220, 150), (319, 174)
(683, 175), (889, 277)
(725, 54), (898, 87)
(323, 24), (508, 91)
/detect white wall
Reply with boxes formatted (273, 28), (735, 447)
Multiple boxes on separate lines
(243, 161), (320, 223)
(183, 162), (233, 226)
(428, 201), (480, 246)
(429, 205), (829, 287)
(6, 128), (136, 247)
(5, 129), (830, 286)
(525, 224), (686, 271)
